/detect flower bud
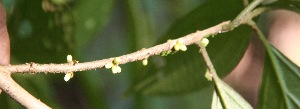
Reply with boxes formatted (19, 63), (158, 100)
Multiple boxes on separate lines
(180, 45), (187, 51)
(64, 72), (74, 82)
(112, 65), (122, 74)
(201, 38), (209, 47)
(142, 59), (148, 66)
(174, 44), (181, 51)
(67, 55), (72, 62)
(113, 57), (121, 64)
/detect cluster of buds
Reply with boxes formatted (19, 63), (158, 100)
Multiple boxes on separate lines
(105, 57), (122, 74)
(173, 39), (187, 51)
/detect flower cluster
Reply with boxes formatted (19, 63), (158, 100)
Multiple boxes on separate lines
(105, 57), (122, 74)
(174, 39), (187, 51)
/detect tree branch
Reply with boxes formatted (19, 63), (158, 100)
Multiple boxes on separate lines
(197, 42), (220, 81)
(0, 0), (267, 108)
(223, 0), (263, 31)
(3, 21), (230, 74)
(0, 67), (51, 109)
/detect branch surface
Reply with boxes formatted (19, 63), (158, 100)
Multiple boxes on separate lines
(4, 21), (230, 74)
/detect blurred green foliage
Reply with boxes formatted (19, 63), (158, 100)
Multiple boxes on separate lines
(131, 0), (251, 95)
(1, 0), (300, 109)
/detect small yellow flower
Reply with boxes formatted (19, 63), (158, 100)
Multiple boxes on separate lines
(174, 39), (187, 51)
(177, 38), (184, 45)
(142, 59), (148, 66)
(174, 44), (181, 51)
(64, 72), (74, 82)
(67, 55), (72, 62)
(105, 63), (114, 69)
(180, 45), (187, 51)
(105, 58), (122, 74)
(201, 38), (209, 47)
(113, 57), (121, 64)
(112, 65), (122, 74)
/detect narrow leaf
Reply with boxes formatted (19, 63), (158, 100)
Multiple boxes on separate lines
(211, 91), (223, 109)
(213, 78), (253, 109)
(258, 46), (300, 109)
(8, 0), (74, 63)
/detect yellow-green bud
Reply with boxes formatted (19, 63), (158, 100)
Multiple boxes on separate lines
(177, 39), (184, 45)
(180, 45), (187, 51)
(112, 65), (122, 74)
(113, 57), (121, 64)
(105, 63), (113, 69)
(64, 72), (74, 82)
(174, 44), (181, 51)
(67, 55), (72, 62)
(174, 39), (187, 51)
(201, 38), (209, 47)
(142, 59), (148, 66)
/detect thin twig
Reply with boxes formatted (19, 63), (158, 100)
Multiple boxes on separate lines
(247, 7), (273, 21)
(3, 21), (230, 74)
(232, 0), (263, 27)
(197, 43), (220, 81)
(223, 0), (263, 31)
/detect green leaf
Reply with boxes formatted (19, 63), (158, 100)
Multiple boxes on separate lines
(73, 0), (114, 47)
(131, 0), (252, 95)
(212, 78), (253, 109)
(258, 46), (300, 109)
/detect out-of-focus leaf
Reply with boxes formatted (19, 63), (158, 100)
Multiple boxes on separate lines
(8, 0), (74, 63)
(77, 1), (129, 108)
(71, 0), (114, 108)
(12, 74), (62, 109)
(212, 78), (253, 109)
(124, 0), (153, 49)
(0, 93), (24, 109)
(73, 0), (114, 47)
(258, 46), (300, 109)
(130, 0), (251, 95)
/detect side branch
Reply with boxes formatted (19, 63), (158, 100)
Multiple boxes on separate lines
(4, 21), (230, 74)
(197, 42), (219, 81)
(0, 67), (51, 108)
(223, 0), (263, 31)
